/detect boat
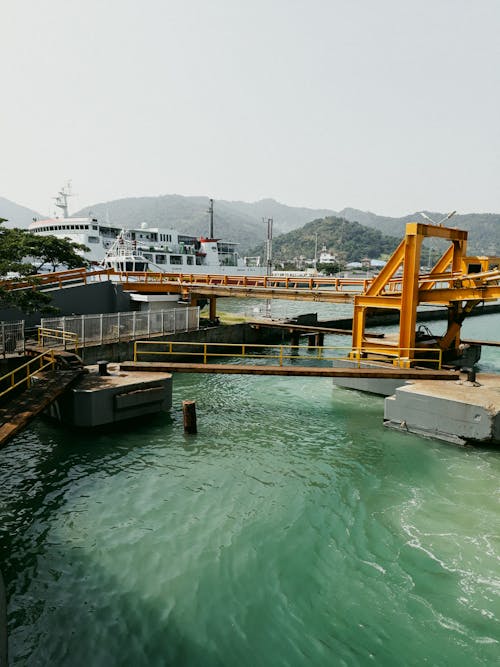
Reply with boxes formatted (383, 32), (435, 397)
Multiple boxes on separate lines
(29, 187), (266, 276)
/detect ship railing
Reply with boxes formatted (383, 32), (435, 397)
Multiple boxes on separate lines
(133, 341), (443, 369)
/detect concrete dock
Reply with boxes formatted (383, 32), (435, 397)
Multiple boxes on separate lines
(48, 364), (173, 427)
(384, 373), (500, 445)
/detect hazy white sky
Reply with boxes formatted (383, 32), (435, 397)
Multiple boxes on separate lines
(2, 0), (499, 216)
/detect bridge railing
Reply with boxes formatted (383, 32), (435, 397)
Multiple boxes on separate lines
(133, 340), (443, 369)
(0, 350), (56, 401)
(0, 321), (24, 356)
(40, 307), (199, 347)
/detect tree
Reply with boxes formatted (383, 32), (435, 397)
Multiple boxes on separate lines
(0, 220), (89, 312)
(317, 261), (343, 276)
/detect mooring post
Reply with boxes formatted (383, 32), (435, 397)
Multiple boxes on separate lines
(315, 332), (324, 347)
(290, 332), (300, 349)
(183, 400), (197, 434)
(308, 334), (315, 348)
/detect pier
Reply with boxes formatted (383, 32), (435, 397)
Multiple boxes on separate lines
(120, 360), (459, 380)
(0, 220), (499, 447)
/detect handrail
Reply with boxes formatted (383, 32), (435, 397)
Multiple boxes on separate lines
(0, 350), (56, 400)
(133, 340), (443, 369)
(38, 327), (79, 352)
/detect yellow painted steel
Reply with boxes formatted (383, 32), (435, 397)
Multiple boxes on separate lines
(133, 340), (442, 369)
(0, 350), (56, 400)
(348, 221), (500, 366)
(38, 327), (79, 352)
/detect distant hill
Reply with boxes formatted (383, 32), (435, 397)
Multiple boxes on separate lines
(338, 208), (500, 256)
(74, 195), (335, 254)
(249, 216), (400, 263)
(222, 198), (335, 233)
(3, 190), (499, 256)
(0, 197), (40, 228)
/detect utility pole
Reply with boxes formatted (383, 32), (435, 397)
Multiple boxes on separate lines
(265, 217), (273, 276)
(209, 198), (214, 238)
(264, 217), (273, 318)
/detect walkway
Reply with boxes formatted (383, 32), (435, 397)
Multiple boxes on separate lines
(120, 361), (459, 380)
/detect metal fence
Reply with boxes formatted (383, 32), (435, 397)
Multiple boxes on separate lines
(0, 320), (25, 355)
(40, 307), (199, 347)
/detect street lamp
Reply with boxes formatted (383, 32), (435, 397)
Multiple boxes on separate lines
(419, 210), (457, 269)
(419, 210), (456, 226)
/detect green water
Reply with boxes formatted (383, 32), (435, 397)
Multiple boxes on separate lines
(0, 309), (499, 665)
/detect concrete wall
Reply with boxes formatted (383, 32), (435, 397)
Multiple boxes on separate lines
(75, 322), (286, 365)
(0, 282), (131, 328)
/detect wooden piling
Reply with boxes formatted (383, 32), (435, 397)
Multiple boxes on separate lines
(183, 400), (197, 434)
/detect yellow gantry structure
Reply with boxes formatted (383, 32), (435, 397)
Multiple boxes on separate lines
(2, 222), (500, 368)
(351, 222), (500, 366)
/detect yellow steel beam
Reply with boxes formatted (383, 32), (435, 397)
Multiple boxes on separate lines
(365, 239), (405, 296)
(398, 227), (423, 356)
(407, 223), (468, 241)
(419, 285), (500, 303)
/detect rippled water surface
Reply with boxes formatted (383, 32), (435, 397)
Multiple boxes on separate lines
(0, 308), (499, 665)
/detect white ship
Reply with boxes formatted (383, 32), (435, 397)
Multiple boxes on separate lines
(29, 186), (265, 276)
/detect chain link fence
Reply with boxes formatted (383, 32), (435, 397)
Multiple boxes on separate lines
(40, 307), (199, 347)
(0, 321), (25, 355)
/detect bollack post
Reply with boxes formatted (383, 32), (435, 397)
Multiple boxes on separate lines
(183, 400), (197, 434)
(315, 332), (324, 347)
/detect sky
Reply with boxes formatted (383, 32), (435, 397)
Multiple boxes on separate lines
(2, 0), (500, 217)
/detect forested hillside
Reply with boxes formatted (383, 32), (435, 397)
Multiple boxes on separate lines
(2, 190), (499, 257)
(339, 208), (500, 256)
(250, 216), (400, 262)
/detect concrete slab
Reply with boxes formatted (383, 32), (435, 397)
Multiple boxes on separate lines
(49, 364), (172, 427)
(384, 373), (500, 445)
(331, 358), (412, 396)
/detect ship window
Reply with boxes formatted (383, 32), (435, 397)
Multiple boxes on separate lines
(155, 254), (166, 263)
(93, 225), (98, 230)
(187, 256), (194, 265)
(143, 253), (153, 260)
(88, 236), (100, 243)
(170, 255), (182, 265)
(85, 225), (89, 229)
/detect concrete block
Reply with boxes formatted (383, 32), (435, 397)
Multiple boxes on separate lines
(384, 374), (500, 445)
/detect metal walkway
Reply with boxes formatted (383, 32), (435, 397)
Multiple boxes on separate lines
(120, 361), (459, 380)
(0, 368), (83, 449)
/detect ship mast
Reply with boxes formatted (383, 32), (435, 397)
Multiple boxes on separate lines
(54, 182), (73, 218)
(208, 198), (214, 238)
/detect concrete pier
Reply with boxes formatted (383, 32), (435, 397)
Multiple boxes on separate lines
(48, 364), (172, 427)
(384, 373), (500, 446)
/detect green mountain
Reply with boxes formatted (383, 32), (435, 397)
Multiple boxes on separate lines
(3, 190), (499, 257)
(250, 216), (400, 263)
(74, 195), (336, 254)
(338, 208), (500, 256)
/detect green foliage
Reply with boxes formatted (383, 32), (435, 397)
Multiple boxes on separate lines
(317, 262), (343, 275)
(0, 221), (89, 312)
(250, 216), (400, 263)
